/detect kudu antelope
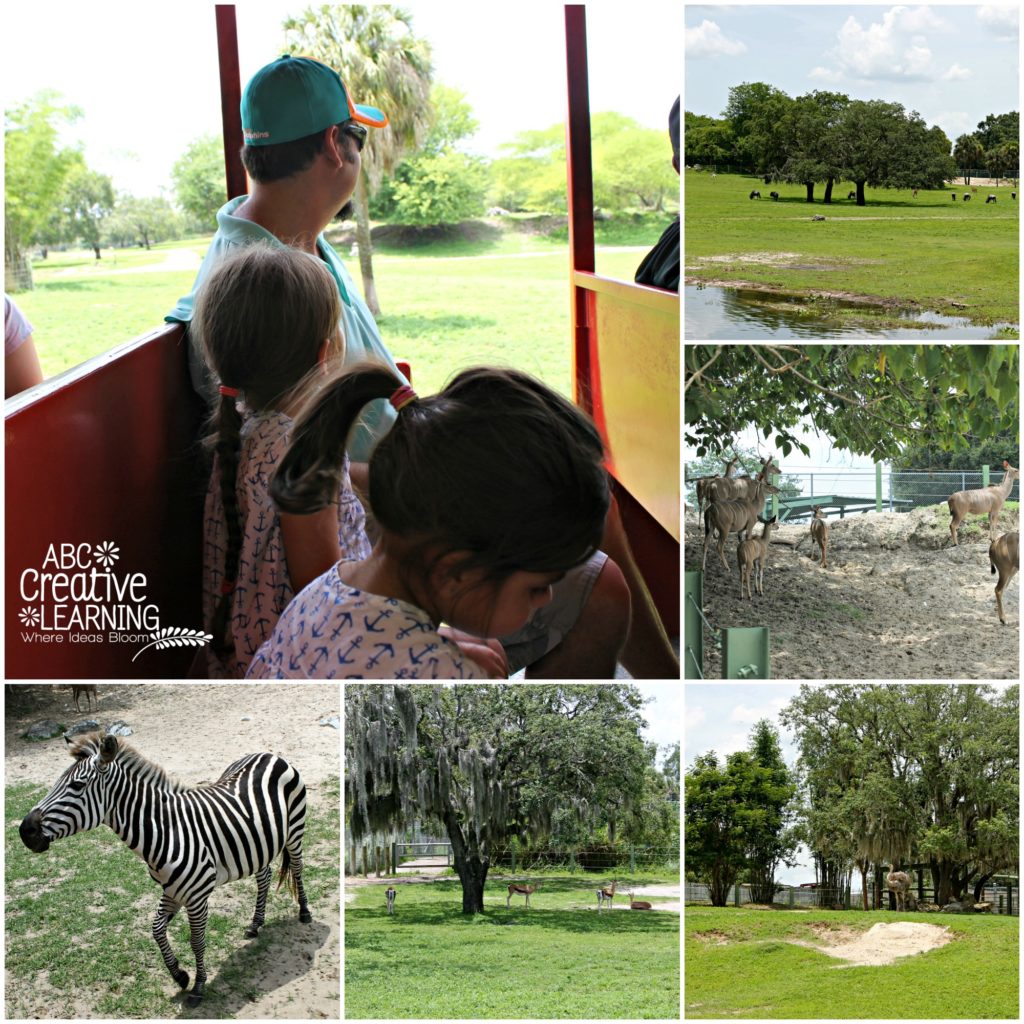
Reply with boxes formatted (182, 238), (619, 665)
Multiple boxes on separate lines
(947, 461), (1019, 546)
(695, 454), (740, 518)
(597, 880), (617, 910)
(506, 881), (539, 909)
(72, 685), (98, 713)
(737, 515), (778, 599)
(628, 890), (653, 910)
(989, 531), (1019, 625)
(703, 475), (781, 572)
(810, 505), (829, 568)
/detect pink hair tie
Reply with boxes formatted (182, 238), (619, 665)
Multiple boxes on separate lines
(220, 579), (235, 595)
(389, 384), (417, 411)
(219, 384), (240, 398)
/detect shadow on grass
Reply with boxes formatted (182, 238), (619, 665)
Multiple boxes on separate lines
(375, 313), (497, 338)
(32, 280), (98, 293)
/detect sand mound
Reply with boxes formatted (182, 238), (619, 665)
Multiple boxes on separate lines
(802, 921), (953, 966)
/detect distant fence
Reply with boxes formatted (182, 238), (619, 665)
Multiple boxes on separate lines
(686, 881), (1018, 915)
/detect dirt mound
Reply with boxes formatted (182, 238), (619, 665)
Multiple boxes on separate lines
(686, 505), (1019, 678)
(797, 921), (953, 966)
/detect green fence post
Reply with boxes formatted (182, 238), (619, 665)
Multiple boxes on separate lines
(875, 463), (882, 512)
(789, 886), (795, 909)
(771, 472), (780, 519)
(982, 464), (990, 487)
(392, 841), (397, 872)
(684, 571), (704, 678)
(722, 627), (770, 678)
(734, 883), (741, 907)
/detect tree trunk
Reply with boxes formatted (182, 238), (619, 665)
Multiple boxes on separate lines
(354, 175), (381, 317)
(858, 861), (869, 911)
(823, 178), (834, 204)
(856, 181), (866, 206)
(804, 182), (815, 203)
(445, 810), (488, 914)
(4, 244), (33, 293)
(93, 245), (102, 259)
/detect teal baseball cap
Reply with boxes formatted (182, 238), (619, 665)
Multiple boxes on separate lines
(242, 55), (389, 147)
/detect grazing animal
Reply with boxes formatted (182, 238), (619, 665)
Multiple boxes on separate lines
(769, 191), (780, 201)
(887, 869), (912, 912)
(912, 188), (918, 197)
(72, 685), (98, 713)
(1012, 192), (1016, 200)
(951, 193), (957, 200)
(506, 881), (539, 909)
(810, 505), (829, 568)
(749, 190), (761, 199)
(628, 891), (653, 910)
(972, 186), (978, 193)
(18, 733), (312, 1007)
(737, 515), (778, 599)
(963, 194), (971, 201)
(986, 194), (997, 203)
(848, 191), (856, 199)
(989, 531), (1019, 625)
(385, 887), (397, 915)
(947, 461), (1019, 545)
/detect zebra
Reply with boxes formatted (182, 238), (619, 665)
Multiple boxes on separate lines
(19, 732), (313, 1007)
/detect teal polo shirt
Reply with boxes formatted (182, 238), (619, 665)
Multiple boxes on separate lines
(167, 196), (404, 461)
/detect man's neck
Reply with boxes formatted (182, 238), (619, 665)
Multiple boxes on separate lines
(234, 182), (332, 255)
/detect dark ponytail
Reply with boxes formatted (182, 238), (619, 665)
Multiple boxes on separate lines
(271, 364), (402, 514)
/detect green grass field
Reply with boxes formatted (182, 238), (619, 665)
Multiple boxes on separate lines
(345, 873), (680, 1019)
(12, 217), (664, 398)
(685, 170), (1019, 330)
(5, 777), (341, 1019)
(685, 905), (1019, 1019)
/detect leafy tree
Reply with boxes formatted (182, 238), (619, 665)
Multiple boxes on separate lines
(836, 99), (909, 205)
(683, 113), (736, 168)
(372, 84), (488, 227)
(684, 444), (802, 508)
(171, 134), (226, 230)
(744, 721), (799, 902)
(780, 91), (849, 203)
(284, 4), (433, 316)
(725, 82), (794, 181)
(4, 91), (82, 291)
(953, 133), (985, 183)
(490, 123), (567, 212)
(103, 194), (181, 250)
(685, 345), (1019, 460)
(346, 684), (651, 914)
(591, 114), (678, 211)
(973, 111), (1019, 154)
(57, 160), (115, 258)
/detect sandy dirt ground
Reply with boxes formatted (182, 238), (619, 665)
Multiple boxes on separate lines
(4, 683), (341, 1020)
(790, 921), (953, 966)
(686, 506), (1019, 678)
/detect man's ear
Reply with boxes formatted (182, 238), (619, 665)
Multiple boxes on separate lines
(323, 125), (346, 168)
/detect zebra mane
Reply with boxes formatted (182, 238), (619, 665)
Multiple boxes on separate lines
(69, 732), (189, 792)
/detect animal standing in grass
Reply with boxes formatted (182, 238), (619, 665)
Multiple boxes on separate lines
(19, 732), (312, 1007)
(886, 869), (912, 912)
(506, 880), (539, 908)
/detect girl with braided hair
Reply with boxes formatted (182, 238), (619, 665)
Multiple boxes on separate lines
(191, 243), (371, 676)
(246, 363), (611, 679)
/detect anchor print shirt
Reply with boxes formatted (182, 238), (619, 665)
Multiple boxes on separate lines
(245, 562), (484, 679)
(202, 410), (372, 678)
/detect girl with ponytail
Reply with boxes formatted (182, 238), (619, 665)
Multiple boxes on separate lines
(247, 363), (611, 679)
(191, 243), (371, 676)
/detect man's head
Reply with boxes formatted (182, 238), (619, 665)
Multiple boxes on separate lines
(669, 96), (680, 175)
(240, 55), (388, 185)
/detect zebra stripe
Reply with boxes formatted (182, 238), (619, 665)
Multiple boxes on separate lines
(19, 732), (313, 1007)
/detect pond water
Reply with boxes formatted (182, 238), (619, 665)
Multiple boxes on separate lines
(684, 283), (1015, 339)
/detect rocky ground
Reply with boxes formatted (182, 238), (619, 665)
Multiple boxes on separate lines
(685, 505), (1019, 679)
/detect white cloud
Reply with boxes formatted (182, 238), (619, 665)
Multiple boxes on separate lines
(730, 700), (788, 724)
(942, 63), (973, 81)
(977, 5), (1019, 40)
(932, 110), (973, 137)
(808, 66), (843, 83)
(685, 19), (747, 59)
(828, 7), (950, 81)
(685, 706), (707, 730)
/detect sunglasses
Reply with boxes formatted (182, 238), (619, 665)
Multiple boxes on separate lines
(342, 123), (368, 152)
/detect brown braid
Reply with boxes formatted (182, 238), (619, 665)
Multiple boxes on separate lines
(210, 392), (244, 656)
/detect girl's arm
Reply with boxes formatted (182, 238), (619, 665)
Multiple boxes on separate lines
(280, 508), (343, 593)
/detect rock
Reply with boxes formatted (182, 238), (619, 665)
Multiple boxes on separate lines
(106, 721), (133, 737)
(940, 901), (963, 913)
(65, 719), (102, 737)
(812, 215), (826, 221)
(319, 715), (340, 730)
(23, 720), (65, 741)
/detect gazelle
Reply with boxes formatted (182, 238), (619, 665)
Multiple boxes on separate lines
(506, 881), (539, 909)
(628, 890), (653, 910)
(597, 879), (617, 910)
(385, 887), (397, 915)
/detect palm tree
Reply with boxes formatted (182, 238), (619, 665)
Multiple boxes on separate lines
(952, 133), (984, 186)
(283, 5), (433, 315)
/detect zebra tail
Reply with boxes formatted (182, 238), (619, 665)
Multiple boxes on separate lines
(277, 848), (299, 902)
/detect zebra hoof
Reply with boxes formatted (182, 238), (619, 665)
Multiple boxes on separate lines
(172, 968), (189, 990)
(186, 992), (203, 1008)
(299, 909), (313, 924)
(244, 925), (260, 939)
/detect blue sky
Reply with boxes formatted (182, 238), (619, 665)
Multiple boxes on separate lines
(3, 2), (680, 198)
(685, 4), (1019, 145)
